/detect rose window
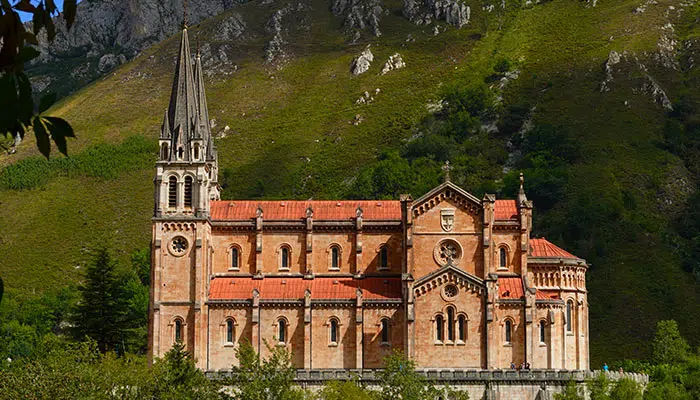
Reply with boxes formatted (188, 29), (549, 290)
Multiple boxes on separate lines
(170, 237), (188, 256)
(444, 284), (459, 299)
(434, 239), (462, 267)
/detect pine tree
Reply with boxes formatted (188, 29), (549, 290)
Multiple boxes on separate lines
(73, 248), (128, 352)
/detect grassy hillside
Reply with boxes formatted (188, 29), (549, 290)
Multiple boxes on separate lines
(1, 0), (699, 365)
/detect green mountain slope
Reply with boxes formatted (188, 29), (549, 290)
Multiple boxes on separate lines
(1, 0), (699, 365)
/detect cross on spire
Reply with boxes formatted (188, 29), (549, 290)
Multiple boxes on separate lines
(183, 0), (189, 28)
(442, 160), (452, 182)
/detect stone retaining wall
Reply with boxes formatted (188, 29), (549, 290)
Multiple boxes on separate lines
(208, 369), (648, 400)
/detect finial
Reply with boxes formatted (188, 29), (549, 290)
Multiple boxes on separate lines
(519, 172), (524, 190)
(442, 160), (452, 182)
(183, 0), (189, 28)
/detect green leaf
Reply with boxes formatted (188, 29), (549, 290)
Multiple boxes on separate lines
(14, 0), (35, 13)
(45, 116), (75, 156)
(38, 93), (56, 113)
(18, 46), (40, 63)
(0, 74), (18, 134)
(45, 12), (55, 41)
(22, 31), (38, 46)
(16, 73), (34, 126)
(32, 4), (45, 35)
(63, 0), (77, 30)
(45, 0), (56, 14)
(33, 116), (51, 158)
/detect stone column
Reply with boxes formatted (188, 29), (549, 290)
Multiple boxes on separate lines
(255, 207), (264, 279)
(304, 289), (312, 369)
(485, 276), (498, 369)
(355, 207), (363, 277)
(305, 207), (314, 279)
(355, 289), (364, 369)
(252, 289), (260, 353)
(482, 194), (495, 275)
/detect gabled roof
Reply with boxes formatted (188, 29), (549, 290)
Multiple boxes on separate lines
(413, 265), (484, 289)
(411, 181), (482, 213)
(498, 277), (524, 299)
(494, 200), (518, 220)
(208, 277), (402, 301)
(210, 200), (401, 221)
(529, 238), (579, 259)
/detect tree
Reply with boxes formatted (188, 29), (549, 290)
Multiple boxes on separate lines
(609, 379), (642, 400)
(588, 373), (611, 400)
(233, 340), (304, 400)
(73, 247), (129, 352)
(377, 350), (441, 400)
(1, 0), (77, 157)
(652, 320), (690, 365)
(554, 381), (584, 400)
(317, 380), (375, 400)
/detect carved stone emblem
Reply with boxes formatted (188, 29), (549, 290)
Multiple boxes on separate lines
(440, 209), (455, 232)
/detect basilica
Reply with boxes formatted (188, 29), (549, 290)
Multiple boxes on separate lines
(148, 25), (590, 372)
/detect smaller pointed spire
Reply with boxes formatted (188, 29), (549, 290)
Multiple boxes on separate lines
(442, 160), (452, 182)
(182, 0), (189, 28)
(160, 109), (171, 139)
(517, 172), (528, 205)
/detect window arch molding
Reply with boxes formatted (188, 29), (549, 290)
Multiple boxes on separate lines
(221, 317), (237, 346)
(273, 316), (290, 344)
(376, 244), (390, 270)
(327, 244), (342, 271)
(277, 244), (292, 271)
(445, 305), (456, 342)
(327, 317), (341, 346)
(170, 316), (186, 344)
(183, 173), (195, 210)
(497, 243), (512, 270)
(503, 317), (515, 345)
(539, 319), (547, 344)
(432, 312), (445, 344)
(167, 175), (179, 209)
(228, 244), (242, 271)
(378, 317), (391, 345)
(566, 299), (575, 333)
(456, 312), (468, 343)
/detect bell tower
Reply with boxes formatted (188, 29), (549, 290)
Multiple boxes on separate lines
(149, 21), (219, 367)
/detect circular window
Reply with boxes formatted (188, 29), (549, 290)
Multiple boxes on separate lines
(169, 236), (189, 256)
(433, 239), (462, 267)
(443, 284), (459, 299)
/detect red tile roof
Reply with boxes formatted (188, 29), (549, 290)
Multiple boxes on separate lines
(210, 200), (401, 221)
(529, 238), (578, 259)
(536, 290), (560, 300)
(209, 277), (402, 301)
(498, 277), (524, 299)
(494, 200), (518, 220)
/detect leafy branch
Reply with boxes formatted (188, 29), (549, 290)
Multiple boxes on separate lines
(0, 0), (78, 157)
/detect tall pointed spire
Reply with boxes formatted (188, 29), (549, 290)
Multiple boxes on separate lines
(167, 25), (199, 161)
(194, 49), (210, 141)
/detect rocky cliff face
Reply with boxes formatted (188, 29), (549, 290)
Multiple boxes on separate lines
(27, 0), (241, 95)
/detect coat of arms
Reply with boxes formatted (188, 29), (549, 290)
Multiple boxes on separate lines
(440, 209), (455, 232)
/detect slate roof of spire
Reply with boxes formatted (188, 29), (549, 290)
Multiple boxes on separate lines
(166, 27), (199, 161)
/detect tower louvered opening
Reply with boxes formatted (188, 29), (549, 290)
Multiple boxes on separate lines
(168, 177), (177, 208)
(184, 176), (193, 209)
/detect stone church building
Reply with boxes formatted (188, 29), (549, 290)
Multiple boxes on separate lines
(148, 26), (590, 372)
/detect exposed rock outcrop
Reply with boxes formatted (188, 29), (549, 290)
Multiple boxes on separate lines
(332, 0), (386, 37)
(403, 0), (470, 28)
(381, 53), (405, 75)
(351, 45), (374, 75)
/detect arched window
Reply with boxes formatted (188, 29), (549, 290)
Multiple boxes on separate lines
(193, 144), (200, 160)
(226, 319), (234, 344)
(184, 176), (193, 209)
(499, 247), (507, 269)
(539, 320), (546, 344)
(566, 301), (573, 332)
(175, 319), (183, 343)
(277, 319), (286, 344)
(435, 315), (444, 342)
(168, 176), (177, 208)
(379, 246), (389, 270)
(380, 318), (390, 344)
(458, 315), (467, 342)
(178, 147), (184, 159)
(161, 143), (169, 160)
(447, 307), (455, 341)
(280, 246), (290, 270)
(330, 246), (340, 270)
(230, 247), (239, 270)
(505, 320), (512, 344)
(329, 319), (339, 345)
